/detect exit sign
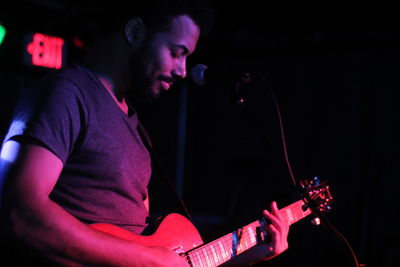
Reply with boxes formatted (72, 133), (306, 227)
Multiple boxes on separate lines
(24, 32), (66, 70)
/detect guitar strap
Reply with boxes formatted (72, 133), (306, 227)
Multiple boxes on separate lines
(131, 102), (193, 223)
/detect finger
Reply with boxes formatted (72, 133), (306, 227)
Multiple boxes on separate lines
(265, 201), (290, 230)
(263, 210), (289, 244)
(267, 224), (279, 243)
(270, 201), (285, 221)
(267, 223), (285, 255)
(267, 224), (288, 253)
(271, 201), (278, 212)
(263, 209), (283, 230)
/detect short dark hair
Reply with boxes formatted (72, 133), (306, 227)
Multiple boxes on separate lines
(136, 0), (215, 36)
(71, 0), (215, 42)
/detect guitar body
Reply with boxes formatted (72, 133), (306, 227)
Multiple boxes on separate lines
(90, 213), (204, 253)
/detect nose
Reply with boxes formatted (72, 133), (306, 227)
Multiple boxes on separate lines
(172, 58), (187, 80)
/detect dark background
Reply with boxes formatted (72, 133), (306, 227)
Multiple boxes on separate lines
(1, 2), (400, 267)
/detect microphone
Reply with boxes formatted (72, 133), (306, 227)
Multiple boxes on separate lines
(190, 64), (253, 86)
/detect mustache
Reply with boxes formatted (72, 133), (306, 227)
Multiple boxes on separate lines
(160, 76), (177, 84)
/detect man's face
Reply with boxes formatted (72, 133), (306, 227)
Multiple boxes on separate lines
(132, 15), (200, 99)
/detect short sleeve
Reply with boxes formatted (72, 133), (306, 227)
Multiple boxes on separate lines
(3, 74), (85, 164)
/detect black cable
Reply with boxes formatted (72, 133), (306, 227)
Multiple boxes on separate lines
(128, 99), (194, 223)
(147, 145), (194, 223)
(236, 74), (363, 267)
(260, 76), (363, 267)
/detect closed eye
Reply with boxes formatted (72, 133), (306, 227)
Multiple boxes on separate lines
(170, 50), (180, 59)
(170, 44), (189, 59)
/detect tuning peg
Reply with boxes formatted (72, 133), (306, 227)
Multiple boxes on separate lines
(311, 217), (321, 226)
(299, 180), (306, 189)
(324, 205), (332, 213)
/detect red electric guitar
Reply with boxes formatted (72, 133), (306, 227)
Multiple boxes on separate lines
(91, 179), (333, 267)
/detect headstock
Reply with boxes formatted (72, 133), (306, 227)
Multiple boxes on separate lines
(300, 176), (334, 214)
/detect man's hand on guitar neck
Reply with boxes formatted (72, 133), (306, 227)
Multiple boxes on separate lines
(220, 201), (290, 267)
(260, 201), (290, 261)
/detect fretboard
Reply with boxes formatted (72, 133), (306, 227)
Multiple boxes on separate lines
(186, 199), (311, 267)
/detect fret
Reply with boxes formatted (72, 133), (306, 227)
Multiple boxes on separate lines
(212, 244), (219, 265)
(209, 246), (216, 267)
(242, 235), (248, 250)
(201, 252), (207, 267)
(279, 200), (312, 226)
(210, 244), (218, 266)
(199, 252), (205, 267)
(248, 226), (256, 245)
(189, 252), (195, 266)
(222, 235), (233, 258)
(192, 255), (199, 267)
(194, 250), (201, 267)
(284, 207), (295, 224)
(217, 241), (224, 263)
(199, 250), (206, 267)
(207, 245), (216, 267)
(222, 240), (228, 260)
(217, 241), (223, 261)
(243, 233), (248, 249)
(215, 243), (222, 265)
(218, 240), (228, 261)
(220, 236), (230, 259)
(246, 227), (253, 247)
(193, 250), (204, 267)
(204, 247), (211, 267)
(293, 206), (300, 222)
(215, 247), (222, 266)
(228, 239), (233, 257)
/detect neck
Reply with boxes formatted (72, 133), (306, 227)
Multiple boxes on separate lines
(80, 33), (132, 102)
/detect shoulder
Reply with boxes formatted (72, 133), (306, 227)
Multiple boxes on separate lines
(24, 65), (98, 111)
(34, 65), (88, 95)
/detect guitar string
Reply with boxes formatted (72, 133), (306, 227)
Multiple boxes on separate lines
(187, 222), (261, 266)
(186, 204), (307, 266)
(187, 232), (232, 266)
(187, 219), (266, 265)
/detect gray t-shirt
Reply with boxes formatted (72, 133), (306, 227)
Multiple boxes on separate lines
(4, 64), (152, 234)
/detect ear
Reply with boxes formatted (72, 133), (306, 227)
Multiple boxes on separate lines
(124, 17), (145, 45)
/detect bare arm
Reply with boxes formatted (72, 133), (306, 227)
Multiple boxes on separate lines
(0, 140), (188, 267)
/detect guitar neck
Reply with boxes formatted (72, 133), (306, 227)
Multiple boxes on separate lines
(280, 199), (313, 226)
(186, 199), (311, 267)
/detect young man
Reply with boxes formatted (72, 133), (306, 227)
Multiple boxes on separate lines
(0, 1), (289, 266)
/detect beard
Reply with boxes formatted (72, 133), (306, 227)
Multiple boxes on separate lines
(127, 76), (162, 105)
(127, 52), (163, 102)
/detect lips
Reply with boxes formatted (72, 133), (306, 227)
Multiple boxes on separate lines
(161, 80), (172, 91)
